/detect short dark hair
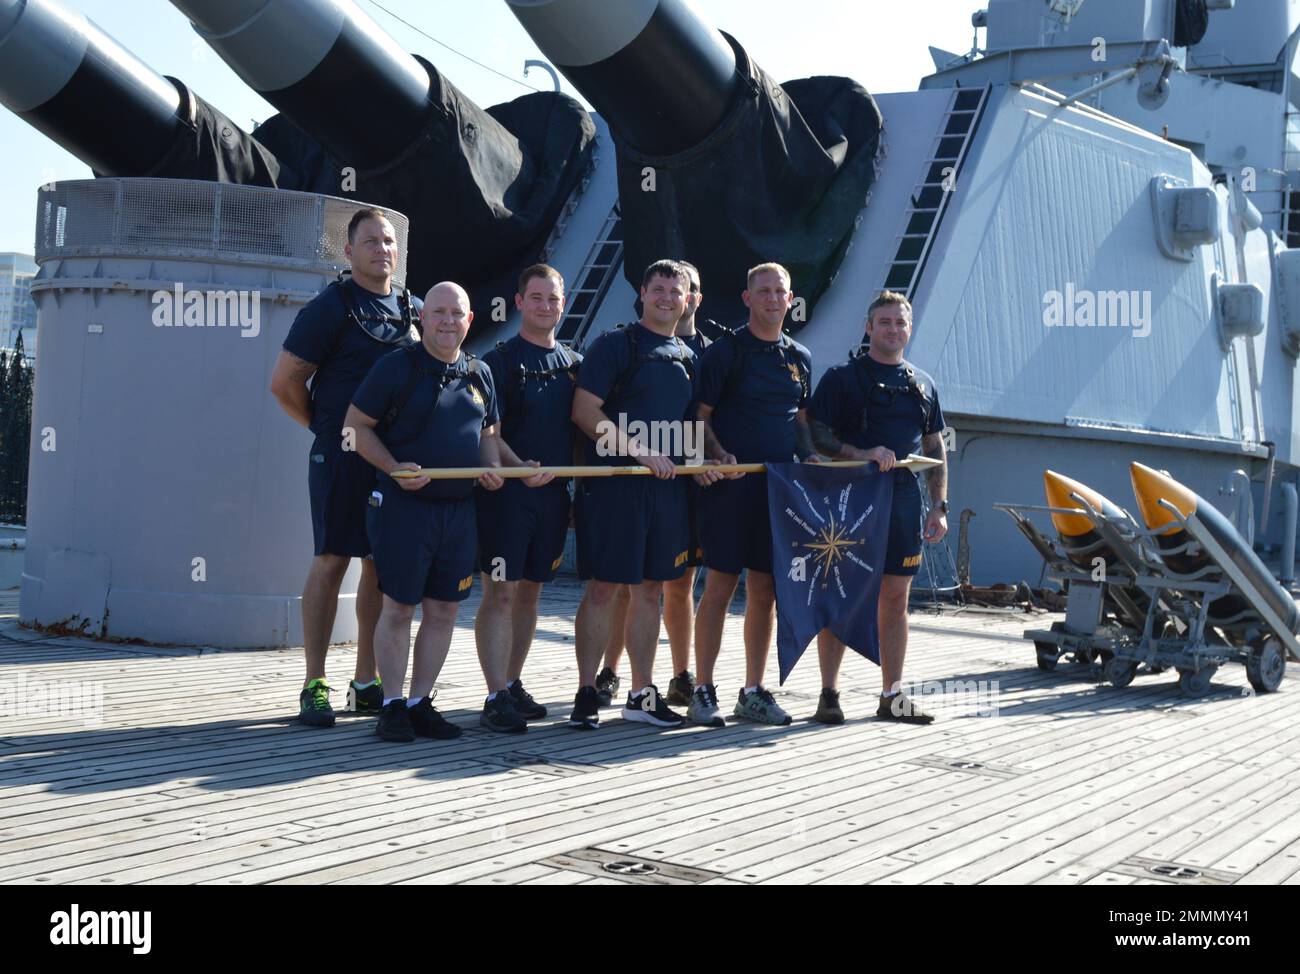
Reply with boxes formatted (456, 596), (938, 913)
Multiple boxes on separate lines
(677, 260), (700, 292)
(518, 263), (564, 296)
(641, 258), (686, 290)
(866, 290), (912, 324)
(347, 207), (390, 242)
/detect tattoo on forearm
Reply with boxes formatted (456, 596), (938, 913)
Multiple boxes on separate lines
(810, 419), (843, 458)
(922, 432), (947, 502)
(795, 421), (816, 460)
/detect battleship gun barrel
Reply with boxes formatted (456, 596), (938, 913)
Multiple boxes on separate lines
(509, 0), (882, 326)
(0, 0), (186, 174)
(506, 0), (739, 155)
(169, 0), (432, 170)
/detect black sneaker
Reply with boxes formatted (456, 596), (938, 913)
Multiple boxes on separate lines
(622, 685), (685, 728)
(408, 695), (463, 739)
(508, 680), (547, 720)
(481, 693), (527, 734)
(813, 688), (845, 725)
(877, 691), (935, 725)
(665, 669), (696, 706)
(569, 686), (601, 730)
(376, 700), (414, 742)
(299, 678), (336, 727)
(347, 678), (384, 714)
(595, 667), (620, 708)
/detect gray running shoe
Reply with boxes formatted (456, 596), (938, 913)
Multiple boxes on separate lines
(688, 683), (726, 728)
(734, 687), (792, 726)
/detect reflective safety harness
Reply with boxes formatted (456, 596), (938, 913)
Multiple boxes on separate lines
(848, 346), (933, 434)
(331, 272), (420, 346)
(378, 345), (489, 446)
(494, 339), (580, 427)
(603, 324), (695, 407)
(716, 327), (811, 405)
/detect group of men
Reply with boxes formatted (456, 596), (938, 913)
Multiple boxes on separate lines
(270, 208), (950, 743)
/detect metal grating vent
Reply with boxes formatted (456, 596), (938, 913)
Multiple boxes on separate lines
(1112, 856), (1238, 885)
(539, 848), (723, 885)
(473, 751), (602, 778)
(907, 755), (1022, 780)
(34, 178), (409, 285)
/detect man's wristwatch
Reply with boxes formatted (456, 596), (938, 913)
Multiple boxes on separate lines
(935, 499), (949, 515)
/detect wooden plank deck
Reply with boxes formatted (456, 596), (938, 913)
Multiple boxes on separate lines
(1, 582), (1298, 885)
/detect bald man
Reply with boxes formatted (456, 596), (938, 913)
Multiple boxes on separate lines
(345, 282), (552, 742)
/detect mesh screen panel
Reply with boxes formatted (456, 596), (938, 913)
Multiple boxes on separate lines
(34, 178), (410, 285)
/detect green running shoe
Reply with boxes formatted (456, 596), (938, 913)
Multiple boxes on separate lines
(299, 678), (335, 727)
(347, 678), (384, 714)
(734, 687), (792, 726)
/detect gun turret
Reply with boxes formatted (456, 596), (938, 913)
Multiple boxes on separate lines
(169, 0), (433, 171)
(507, 0), (883, 324)
(0, 0), (279, 183)
(507, 0), (738, 155)
(169, 0), (596, 304)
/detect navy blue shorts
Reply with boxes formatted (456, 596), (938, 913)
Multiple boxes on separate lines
(575, 476), (690, 584)
(476, 480), (571, 583)
(308, 436), (374, 558)
(698, 474), (773, 575)
(366, 487), (477, 604)
(683, 480), (703, 569)
(884, 472), (924, 576)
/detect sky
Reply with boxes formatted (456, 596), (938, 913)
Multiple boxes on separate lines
(0, 0), (982, 255)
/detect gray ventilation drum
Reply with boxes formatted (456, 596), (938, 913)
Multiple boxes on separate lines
(21, 178), (410, 647)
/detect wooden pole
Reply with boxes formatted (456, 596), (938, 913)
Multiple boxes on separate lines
(390, 455), (941, 481)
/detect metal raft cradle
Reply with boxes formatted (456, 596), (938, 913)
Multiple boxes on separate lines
(995, 493), (1297, 698)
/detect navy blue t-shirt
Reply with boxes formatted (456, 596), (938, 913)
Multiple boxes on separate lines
(283, 279), (421, 439)
(481, 336), (582, 469)
(677, 330), (709, 359)
(577, 324), (697, 465)
(352, 345), (499, 501)
(809, 352), (945, 460)
(697, 329), (812, 463)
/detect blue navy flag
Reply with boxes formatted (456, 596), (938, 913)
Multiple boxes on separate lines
(766, 463), (894, 683)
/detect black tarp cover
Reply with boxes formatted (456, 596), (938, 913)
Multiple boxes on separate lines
(114, 81), (283, 188)
(612, 35), (883, 327)
(251, 56), (596, 313)
(1174, 0), (1210, 47)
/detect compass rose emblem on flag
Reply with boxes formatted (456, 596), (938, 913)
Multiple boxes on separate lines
(766, 463), (894, 683)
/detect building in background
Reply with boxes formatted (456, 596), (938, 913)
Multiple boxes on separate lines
(0, 253), (36, 358)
